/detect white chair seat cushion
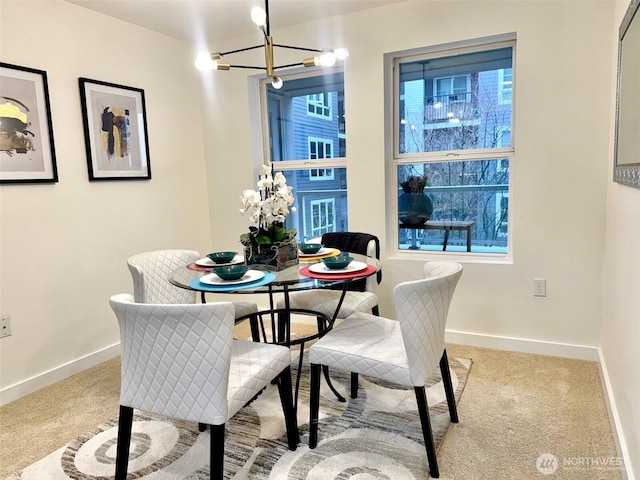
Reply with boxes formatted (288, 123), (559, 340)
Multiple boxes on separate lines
(277, 290), (378, 319)
(227, 340), (291, 418)
(233, 301), (258, 319)
(309, 312), (413, 387)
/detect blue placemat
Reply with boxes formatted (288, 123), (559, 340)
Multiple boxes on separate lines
(190, 271), (276, 292)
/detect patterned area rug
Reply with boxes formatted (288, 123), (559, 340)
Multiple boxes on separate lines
(8, 355), (471, 480)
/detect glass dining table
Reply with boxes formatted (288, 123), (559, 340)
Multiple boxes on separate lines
(169, 250), (382, 408)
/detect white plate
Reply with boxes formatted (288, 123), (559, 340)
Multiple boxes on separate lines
(195, 255), (244, 267)
(308, 261), (368, 274)
(199, 270), (265, 285)
(299, 247), (332, 257)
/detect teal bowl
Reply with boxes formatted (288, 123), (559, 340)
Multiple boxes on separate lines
(207, 251), (237, 264)
(322, 255), (354, 270)
(214, 265), (249, 280)
(299, 243), (323, 254)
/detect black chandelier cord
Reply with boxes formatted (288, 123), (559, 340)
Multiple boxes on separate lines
(273, 44), (324, 54)
(219, 44), (264, 56)
(229, 64), (268, 71)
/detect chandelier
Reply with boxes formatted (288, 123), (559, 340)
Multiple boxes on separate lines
(195, 0), (349, 89)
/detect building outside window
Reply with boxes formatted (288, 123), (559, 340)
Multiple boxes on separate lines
(261, 69), (347, 241)
(393, 35), (515, 254)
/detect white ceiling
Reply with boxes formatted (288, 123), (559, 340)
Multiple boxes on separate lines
(65, 0), (406, 45)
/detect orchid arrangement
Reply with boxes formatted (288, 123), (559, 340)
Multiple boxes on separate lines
(240, 165), (297, 246)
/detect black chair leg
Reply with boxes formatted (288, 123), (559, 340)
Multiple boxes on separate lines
(198, 423), (208, 432)
(115, 405), (133, 480)
(414, 386), (439, 478)
(439, 349), (459, 423)
(249, 313), (261, 342)
(309, 363), (322, 449)
(210, 423), (225, 480)
(275, 366), (299, 450)
(350, 372), (359, 399)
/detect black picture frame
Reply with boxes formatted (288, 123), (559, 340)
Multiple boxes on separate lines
(0, 62), (58, 184)
(79, 78), (151, 181)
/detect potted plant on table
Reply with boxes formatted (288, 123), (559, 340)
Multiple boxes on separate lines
(240, 165), (298, 270)
(398, 173), (433, 226)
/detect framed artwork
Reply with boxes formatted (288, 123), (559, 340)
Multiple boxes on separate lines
(0, 63), (58, 184)
(79, 78), (151, 181)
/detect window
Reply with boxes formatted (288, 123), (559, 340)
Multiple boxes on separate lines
(498, 68), (513, 105)
(261, 69), (348, 239)
(496, 126), (511, 172)
(307, 93), (332, 119)
(308, 137), (334, 180)
(434, 75), (470, 103)
(308, 198), (336, 238)
(393, 35), (515, 255)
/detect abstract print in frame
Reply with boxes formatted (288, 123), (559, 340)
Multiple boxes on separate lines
(0, 62), (58, 184)
(79, 78), (151, 181)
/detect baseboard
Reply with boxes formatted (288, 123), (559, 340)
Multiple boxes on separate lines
(597, 348), (635, 480)
(445, 329), (600, 361)
(0, 343), (121, 407)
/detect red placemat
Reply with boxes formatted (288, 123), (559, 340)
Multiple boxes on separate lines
(299, 264), (377, 281)
(187, 262), (214, 272)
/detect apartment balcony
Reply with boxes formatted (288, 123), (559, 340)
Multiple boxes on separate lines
(424, 92), (477, 124)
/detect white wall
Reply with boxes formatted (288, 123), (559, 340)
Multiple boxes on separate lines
(0, 0), (212, 402)
(1, 1), (635, 473)
(600, 1), (640, 475)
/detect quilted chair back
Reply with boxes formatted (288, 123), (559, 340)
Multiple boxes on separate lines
(321, 232), (381, 292)
(393, 261), (463, 386)
(127, 249), (200, 304)
(110, 293), (235, 425)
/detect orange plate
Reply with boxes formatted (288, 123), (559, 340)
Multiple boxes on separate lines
(298, 247), (341, 262)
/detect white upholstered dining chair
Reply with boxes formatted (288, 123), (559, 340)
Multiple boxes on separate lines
(276, 232), (381, 320)
(127, 249), (258, 324)
(110, 294), (299, 480)
(308, 261), (463, 479)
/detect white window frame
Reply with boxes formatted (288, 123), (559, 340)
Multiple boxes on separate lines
(386, 33), (516, 262)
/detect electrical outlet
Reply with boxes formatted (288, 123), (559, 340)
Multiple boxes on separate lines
(534, 278), (546, 297)
(1, 315), (11, 338)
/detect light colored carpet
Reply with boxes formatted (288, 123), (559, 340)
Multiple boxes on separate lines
(0, 336), (624, 479)
(3, 353), (470, 479)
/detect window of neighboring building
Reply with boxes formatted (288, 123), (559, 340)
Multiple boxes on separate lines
(496, 126), (511, 172)
(434, 74), (470, 104)
(309, 137), (334, 180)
(308, 198), (336, 238)
(498, 68), (513, 105)
(393, 34), (515, 255)
(260, 69), (348, 240)
(307, 93), (332, 119)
